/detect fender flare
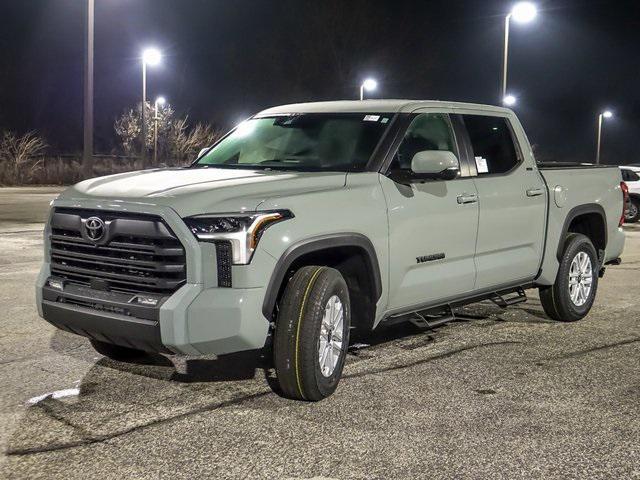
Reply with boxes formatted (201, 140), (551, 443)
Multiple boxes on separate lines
(261, 233), (383, 319)
(556, 203), (607, 260)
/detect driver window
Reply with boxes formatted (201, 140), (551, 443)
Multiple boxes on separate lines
(391, 113), (456, 171)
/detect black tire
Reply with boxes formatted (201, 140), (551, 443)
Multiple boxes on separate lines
(539, 233), (599, 322)
(273, 266), (351, 401)
(90, 339), (147, 361)
(625, 198), (640, 223)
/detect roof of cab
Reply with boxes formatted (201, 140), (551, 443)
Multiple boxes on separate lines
(257, 99), (513, 116)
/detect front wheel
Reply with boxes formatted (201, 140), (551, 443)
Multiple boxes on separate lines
(273, 266), (351, 401)
(625, 198), (640, 223)
(539, 233), (599, 322)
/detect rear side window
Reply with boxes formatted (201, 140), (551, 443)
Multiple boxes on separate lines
(463, 115), (520, 175)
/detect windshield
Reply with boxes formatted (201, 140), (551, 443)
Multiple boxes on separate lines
(194, 113), (393, 171)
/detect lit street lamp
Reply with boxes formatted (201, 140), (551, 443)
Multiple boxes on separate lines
(83, 0), (94, 177)
(502, 2), (537, 102)
(141, 48), (162, 167)
(360, 78), (377, 101)
(596, 110), (613, 164)
(153, 96), (166, 165)
(503, 94), (517, 107)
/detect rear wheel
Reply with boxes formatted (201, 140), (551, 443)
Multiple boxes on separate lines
(539, 233), (599, 322)
(90, 339), (147, 361)
(272, 266), (351, 401)
(625, 198), (640, 223)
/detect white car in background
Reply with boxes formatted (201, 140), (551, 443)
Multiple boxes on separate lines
(620, 165), (640, 223)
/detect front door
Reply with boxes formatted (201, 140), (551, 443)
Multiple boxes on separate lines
(379, 111), (480, 313)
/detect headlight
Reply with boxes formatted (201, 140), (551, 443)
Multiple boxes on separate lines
(183, 210), (293, 265)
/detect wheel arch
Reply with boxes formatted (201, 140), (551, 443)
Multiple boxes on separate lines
(262, 233), (383, 332)
(557, 204), (607, 261)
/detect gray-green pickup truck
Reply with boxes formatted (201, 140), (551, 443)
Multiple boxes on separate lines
(37, 100), (627, 401)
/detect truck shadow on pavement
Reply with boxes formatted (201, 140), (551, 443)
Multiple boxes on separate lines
(4, 304), (551, 458)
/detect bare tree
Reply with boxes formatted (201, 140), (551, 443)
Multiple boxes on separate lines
(168, 118), (224, 165)
(115, 104), (223, 166)
(0, 131), (47, 184)
(114, 102), (176, 158)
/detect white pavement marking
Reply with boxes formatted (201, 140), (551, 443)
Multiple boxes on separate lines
(26, 387), (80, 405)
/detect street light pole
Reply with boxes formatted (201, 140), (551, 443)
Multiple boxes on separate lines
(141, 60), (147, 167)
(140, 48), (161, 168)
(502, 14), (511, 99)
(153, 97), (165, 166)
(501, 2), (537, 104)
(82, 0), (94, 178)
(596, 111), (613, 165)
(359, 78), (378, 101)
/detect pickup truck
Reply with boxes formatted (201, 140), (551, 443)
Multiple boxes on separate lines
(37, 100), (626, 401)
(620, 165), (640, 222)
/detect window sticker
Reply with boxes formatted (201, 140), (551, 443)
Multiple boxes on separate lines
(380, 117), (389, 124)
(363, 115), (380, 122)
(475, 156), (489, 174)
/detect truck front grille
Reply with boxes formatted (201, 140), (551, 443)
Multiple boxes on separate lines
(49, 208), (187, 295)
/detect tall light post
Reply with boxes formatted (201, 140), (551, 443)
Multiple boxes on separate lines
(502, 2), (537, 104)
(360, 78), (377, 101)
(83, 0), (95, 177)
(141, 48), (162, 167)
(153, 96), (166, 166)
(596, 110), (613, 165)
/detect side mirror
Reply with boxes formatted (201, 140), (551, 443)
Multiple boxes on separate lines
(411, 150), (460, 181)
(198, 147), (211, 159)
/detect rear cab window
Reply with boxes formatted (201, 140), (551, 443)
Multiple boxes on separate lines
(462, 115), (520, 175)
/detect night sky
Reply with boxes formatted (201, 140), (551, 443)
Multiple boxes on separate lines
(1, 0), (639, 164)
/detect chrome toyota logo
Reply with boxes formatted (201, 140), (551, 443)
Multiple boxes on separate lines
(84, 217), (106, 242)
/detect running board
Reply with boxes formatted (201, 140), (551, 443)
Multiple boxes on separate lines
(490, 287), (527, 309)
(408, 310), (455, 330)
(385, 305), (457, 330)
(382, 284), (532, 329)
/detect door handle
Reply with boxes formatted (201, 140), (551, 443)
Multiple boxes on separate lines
(457, 194), (478, 204)
(526, 188), (545, 197)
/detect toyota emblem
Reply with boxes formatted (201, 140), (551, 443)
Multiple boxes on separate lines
(84, 217), (106, 242)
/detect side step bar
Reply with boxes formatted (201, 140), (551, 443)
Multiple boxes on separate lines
(383, 285), (529, 330)
(490, 287), (527, 309)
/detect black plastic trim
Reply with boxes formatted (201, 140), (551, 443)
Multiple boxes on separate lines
(42, 300), (172, 354)
(556, 203), (608, 260)
(538, 162), (618, 170)
(261, 233), (382, 319)
(42, 283), (165, 321)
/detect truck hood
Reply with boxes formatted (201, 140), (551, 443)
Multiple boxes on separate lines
(58, 167), (347, 217)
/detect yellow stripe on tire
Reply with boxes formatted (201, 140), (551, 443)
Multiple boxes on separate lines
(294, 267), (324, 399)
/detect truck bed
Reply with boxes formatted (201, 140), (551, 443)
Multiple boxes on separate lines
(536, 164), (624, 285)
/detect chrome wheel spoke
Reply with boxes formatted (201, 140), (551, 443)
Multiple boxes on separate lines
(568, 252), (593, 307)
(318, 295), (345, 377)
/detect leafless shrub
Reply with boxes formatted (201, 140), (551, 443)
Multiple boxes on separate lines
(0, 131), (47, 185)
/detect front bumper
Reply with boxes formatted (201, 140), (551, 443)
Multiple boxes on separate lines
(37, 199), (274, 356)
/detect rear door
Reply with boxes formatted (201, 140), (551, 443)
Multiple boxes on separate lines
(456, 113), (547, 290)
(379, 111), (479, 313)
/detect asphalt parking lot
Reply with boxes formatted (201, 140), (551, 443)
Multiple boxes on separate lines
(0, 187), (638, 480)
